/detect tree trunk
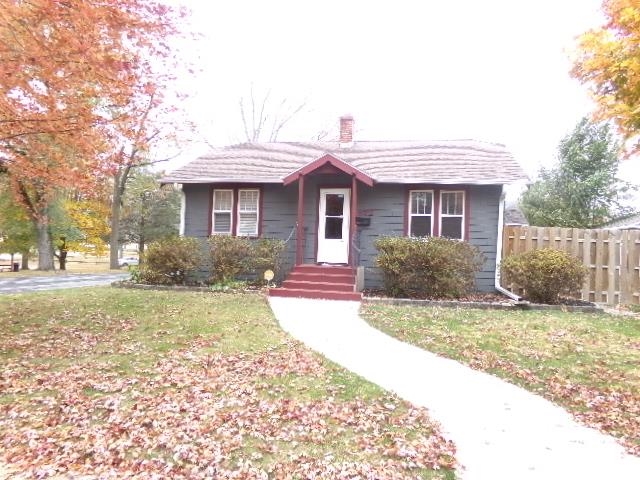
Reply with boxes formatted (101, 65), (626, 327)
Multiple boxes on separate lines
(138, 235), (145, 257)
(20, 250), (29, 270)
(36, 220), (55, 270)
(58, 250), (67, 270)
(109, 171), (123, 269)
(57, 236), (68, 270)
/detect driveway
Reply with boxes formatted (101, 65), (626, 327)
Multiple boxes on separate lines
(0, 272), (128, 294)
(269, 297), (640, 480)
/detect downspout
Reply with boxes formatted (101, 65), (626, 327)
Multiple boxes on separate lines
(178, 184), (185, 236)
(495, 185), (521, 301)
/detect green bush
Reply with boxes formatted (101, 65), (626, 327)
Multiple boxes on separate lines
(501, 248), (588, 304)
(208, 235), (252, 284)
(250, 238), (285, 280)
(375, 236), (485, 298)
(139, 236), (202, 285)
(208, 236), (285, 284)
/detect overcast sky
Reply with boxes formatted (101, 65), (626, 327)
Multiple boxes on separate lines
(167, 0), (640, 183)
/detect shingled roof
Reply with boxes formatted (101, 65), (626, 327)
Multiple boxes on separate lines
(162, 140), (528, 185)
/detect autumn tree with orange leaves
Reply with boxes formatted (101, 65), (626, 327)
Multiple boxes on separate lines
(0, 0), (185, 270)
(572, 0), (640, 154)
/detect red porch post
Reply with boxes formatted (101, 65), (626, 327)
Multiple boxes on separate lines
(350, 174), (358, 267)
(296, 175), (305, 265)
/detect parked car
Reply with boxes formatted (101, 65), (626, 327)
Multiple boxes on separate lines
(118, 256), (139, 267)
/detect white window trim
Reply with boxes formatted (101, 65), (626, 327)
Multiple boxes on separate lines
(408, 189), (434, 237)
(236, 188), (260, 237)
(439, 190), (465, 240)
(212, 189), (234, 235)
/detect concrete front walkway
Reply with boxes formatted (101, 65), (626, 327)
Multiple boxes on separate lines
(269, 297), (640, 480)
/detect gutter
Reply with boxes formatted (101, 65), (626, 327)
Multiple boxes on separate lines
(495, 185), (521, 301)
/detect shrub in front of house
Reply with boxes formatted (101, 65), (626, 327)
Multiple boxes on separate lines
(501, 248), (588, 304)
(208, 235), (252, 284)
(208, 236), (286, 285)
(139, 236), (202, 285)
(375, 236), (485, 298)
(250, 238), (285, 280)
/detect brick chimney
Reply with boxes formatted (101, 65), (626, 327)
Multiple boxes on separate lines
(339, 115), (354, 148)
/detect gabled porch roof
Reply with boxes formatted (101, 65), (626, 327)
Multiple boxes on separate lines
(280, 153), (374, 187)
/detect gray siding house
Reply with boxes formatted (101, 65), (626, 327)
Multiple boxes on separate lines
(162, 116), (528, 300)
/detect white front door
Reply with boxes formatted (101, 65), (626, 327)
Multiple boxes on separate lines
(317, 188), (350, 264)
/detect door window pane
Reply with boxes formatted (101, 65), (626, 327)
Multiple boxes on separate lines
(325, 194), (344, 216)
(325, 217), (343, 239)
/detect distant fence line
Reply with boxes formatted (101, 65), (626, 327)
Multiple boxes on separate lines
(502, 225), (640, 306)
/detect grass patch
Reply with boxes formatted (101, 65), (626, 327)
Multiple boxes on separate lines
(0, 288), (455, 478)
(362, 304), (640, 456)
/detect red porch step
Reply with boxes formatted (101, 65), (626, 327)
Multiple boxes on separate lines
(269, 264), (362, 301)
(282, 280), (355, 293)
(269, 288), (362, 301)
(287, 272), (355, 283)
(292, 264), (354, 274)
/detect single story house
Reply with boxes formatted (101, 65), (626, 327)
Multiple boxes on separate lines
(162, 116), (528, 300)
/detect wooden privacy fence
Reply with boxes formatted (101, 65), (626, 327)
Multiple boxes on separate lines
(502, 225), (640, 306)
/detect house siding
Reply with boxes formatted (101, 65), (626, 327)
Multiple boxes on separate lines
(261, 183), (298, 278)
(182, 181), (502, 292)
(468, 185), (501, 292)
(183, 184), (211, 239)
(354, 183), (501, 292)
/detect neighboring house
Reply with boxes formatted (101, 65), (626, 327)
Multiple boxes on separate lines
(601, 213), (640, 230)
(162, 116), (528, 299)
(504, 203), (529, 226)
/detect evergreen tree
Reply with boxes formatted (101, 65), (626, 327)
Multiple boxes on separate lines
(521, 118), (634, 228)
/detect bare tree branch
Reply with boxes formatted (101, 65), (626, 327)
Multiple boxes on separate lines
(238, 87), (308, 143)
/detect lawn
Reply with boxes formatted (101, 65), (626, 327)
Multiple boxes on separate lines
(361, 304), (640, 456)
(0, 289), (455, 479)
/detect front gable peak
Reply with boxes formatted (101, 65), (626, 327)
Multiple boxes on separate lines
(282, 153), (375, 187)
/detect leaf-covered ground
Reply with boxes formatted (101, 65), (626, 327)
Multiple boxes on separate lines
(362, 304), (640, 456)
(0, 289), (455, 479)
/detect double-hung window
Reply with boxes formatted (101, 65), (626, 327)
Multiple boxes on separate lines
(440, 191), (465, 239)
(212, 189), (233, 235)
(237, 189), (259, 236)
(408, 190), (433, 237)
(212, 188), (260, 236)
(407, 188), (466, 240)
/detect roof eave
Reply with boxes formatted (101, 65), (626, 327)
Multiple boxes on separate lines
(374, 178), (528, 185)
(160, 178), (283, 184)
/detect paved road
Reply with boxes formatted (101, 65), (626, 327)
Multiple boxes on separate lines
(269, 297), (640, 480)
(0, 272), (128, 294)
